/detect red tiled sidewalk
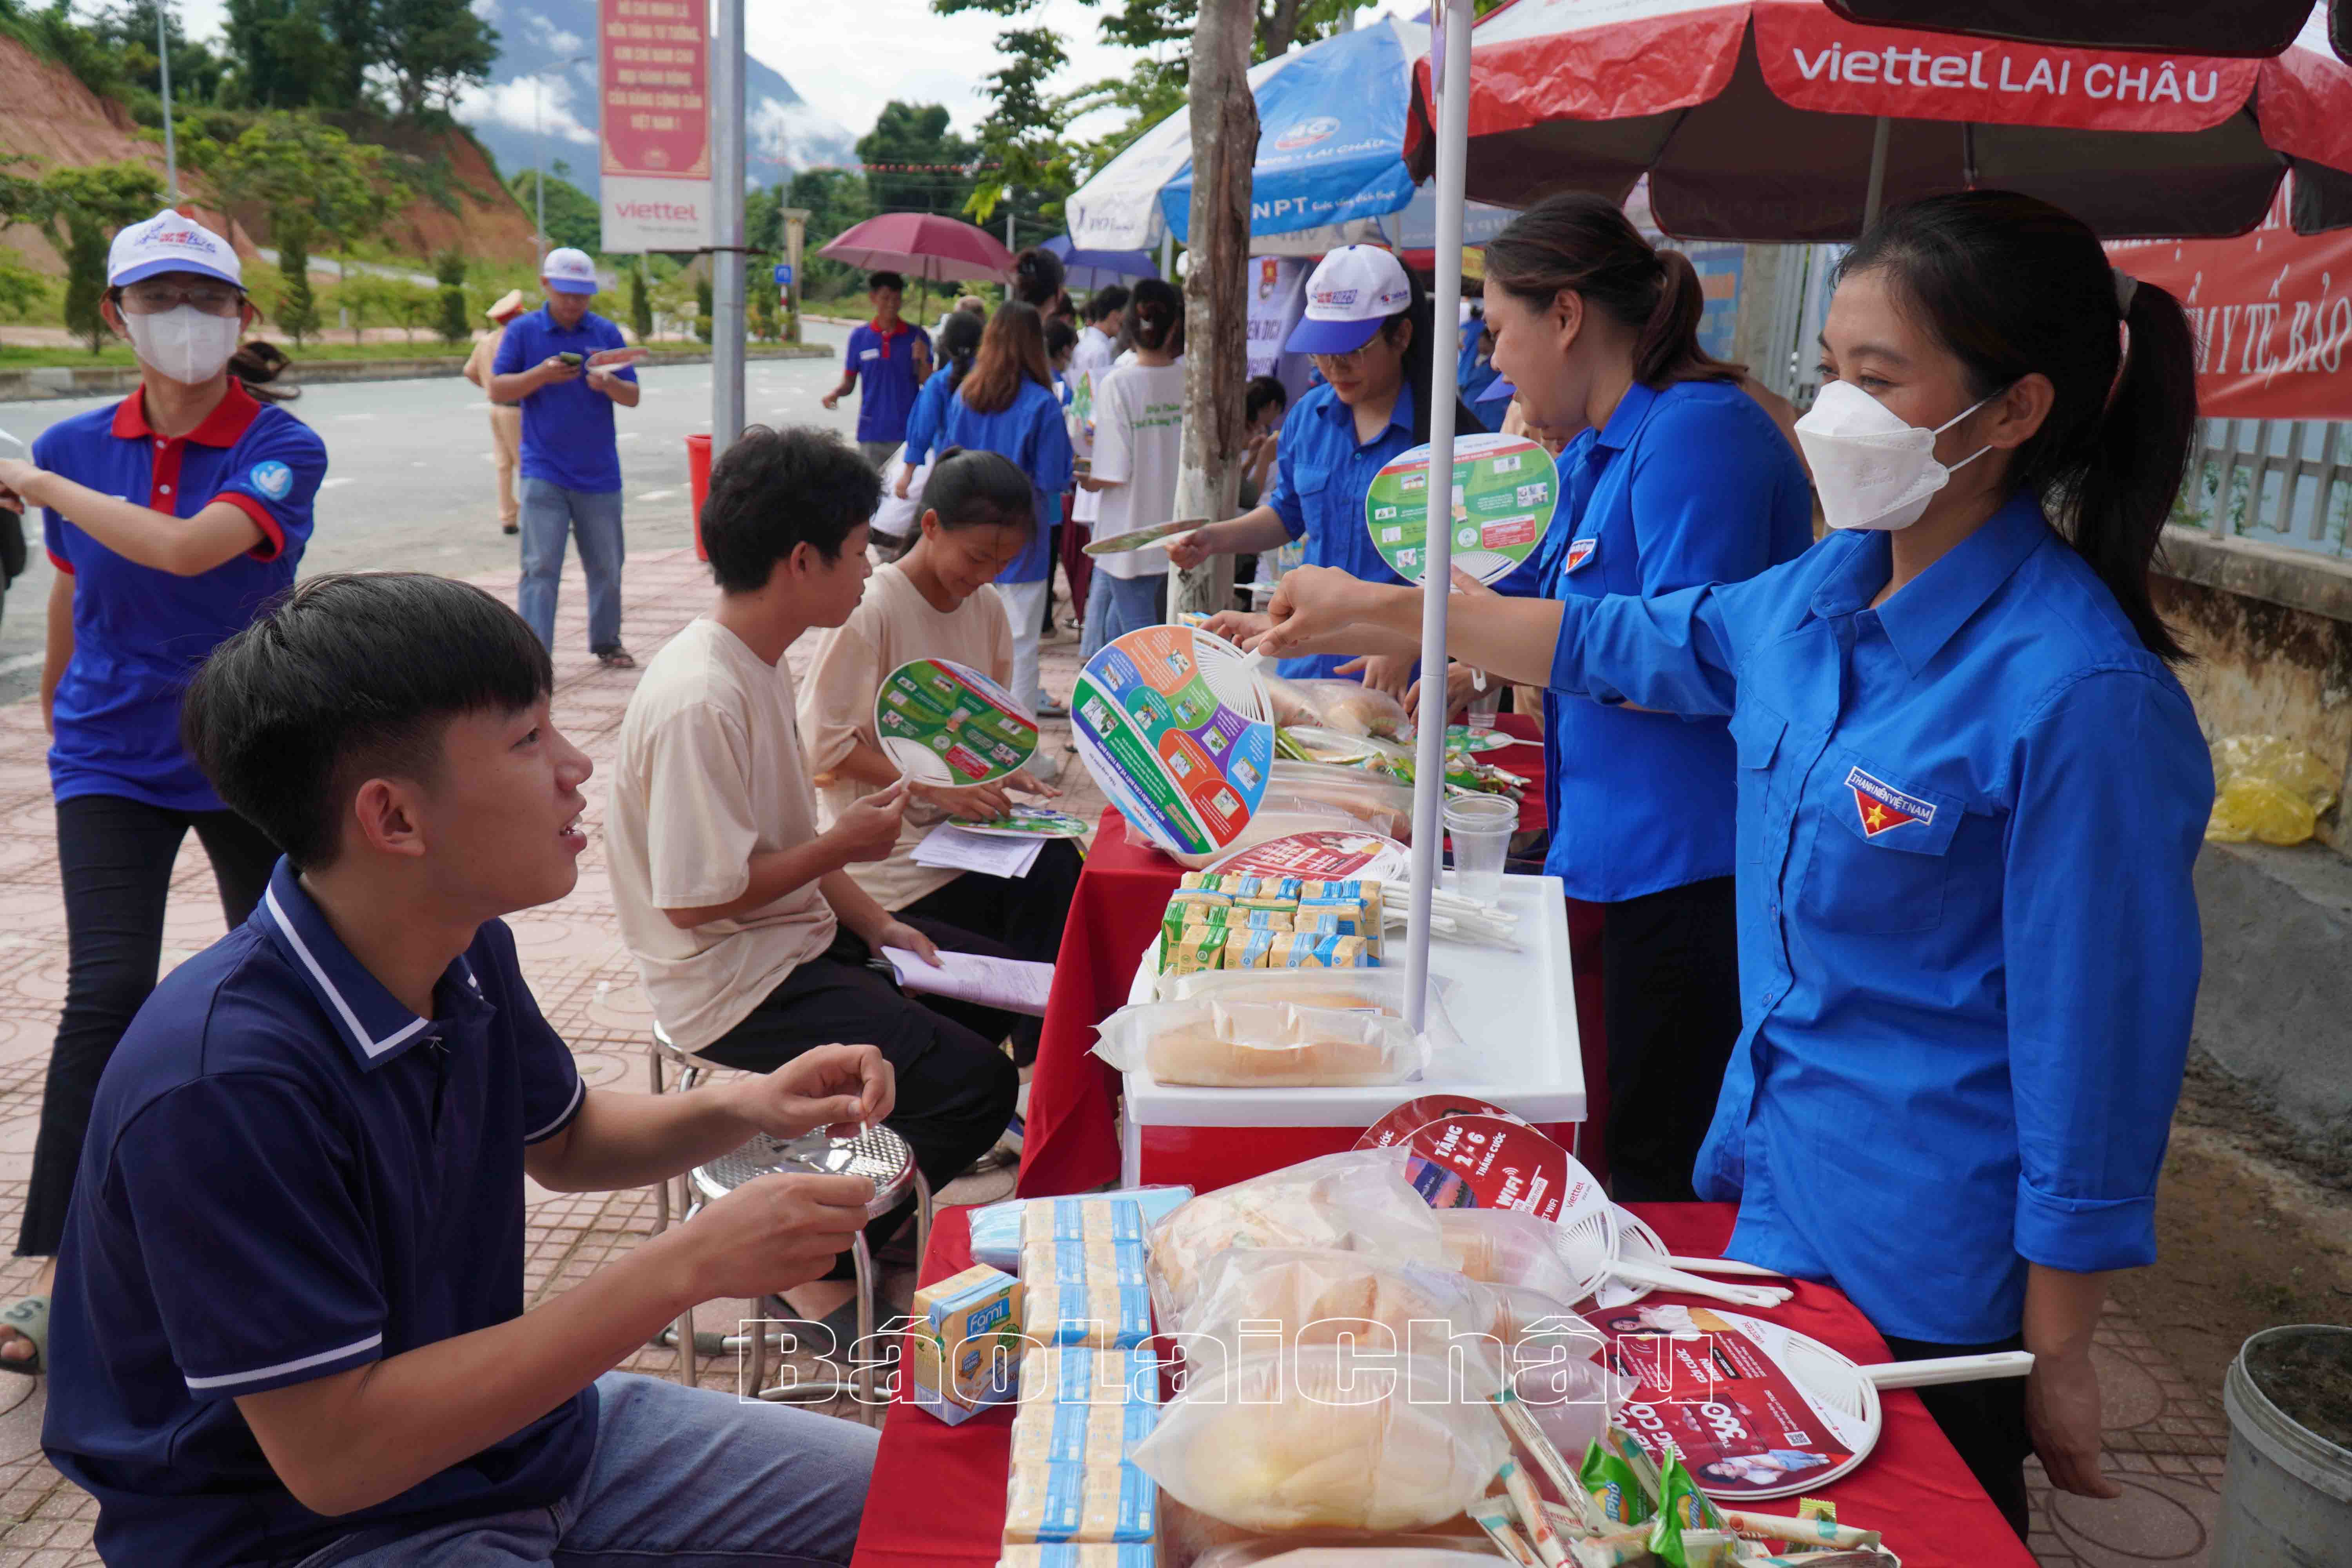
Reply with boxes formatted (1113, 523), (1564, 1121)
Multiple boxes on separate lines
(0, 552), (2227, 1566)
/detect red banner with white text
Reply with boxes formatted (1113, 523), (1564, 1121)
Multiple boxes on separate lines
(2108, 181), (2352, 422)
(598, 0), (711, 253)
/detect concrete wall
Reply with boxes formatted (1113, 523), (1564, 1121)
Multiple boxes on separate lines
(2156, 527), (2352, 854)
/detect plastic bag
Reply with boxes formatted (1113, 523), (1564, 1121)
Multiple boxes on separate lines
(1268, 763), (1417, 839)
(1508, 1353), (1632, 1463)
(2207, 733), (2339, 846)
(1094, 998), (1427, 1089)
(1132, 1348), (1514, 1534)
(1157, 969), (1470, 1075)
(1174, 1247), (1571, 1391)
(1437, 1207), (1602, 1309)
(1147, 1150), (1446, 1325)
(1195, 1543), (1502, 1568)
(1262, 676), (1412, 739)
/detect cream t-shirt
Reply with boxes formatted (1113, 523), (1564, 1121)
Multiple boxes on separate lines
(799, 560), (1016, 912)
(609, 615), (839, 1052)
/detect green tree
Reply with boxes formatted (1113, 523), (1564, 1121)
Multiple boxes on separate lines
(856, 102), (976, 217)
(197, 113), (396, 264)
(508, 166), (600, 254)
(29, 163), (163, 354)
(694, 275), (713, 343)
(91, 0), (232, 108)
(0, 250), (45, 320)
(275, 215), (322, 344)
(788, 166), (873, 298)
(220, 0), (346, 107)
(627, 261), (652, 341)
(372, 0), (496, 118)
(434, 247), (468, 343)
(751, 274), (777, 341)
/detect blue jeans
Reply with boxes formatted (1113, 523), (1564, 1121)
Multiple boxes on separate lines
(1079, 570), (1167, 662)
(291, 1373), (878, 1566)
(518, 479), (626, 653)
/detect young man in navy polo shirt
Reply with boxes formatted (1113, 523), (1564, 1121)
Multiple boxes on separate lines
(42, 573), (886, 1567)
(822, 270), (931, 469)
(491, 247), (644, 669)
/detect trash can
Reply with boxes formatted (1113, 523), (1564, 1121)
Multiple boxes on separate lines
(2214, 1323), (2352, 1565)
(686, 433), (713, 561)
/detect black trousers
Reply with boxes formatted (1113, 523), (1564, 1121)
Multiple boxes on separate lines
(897, 838), (1082, 1061)
(701, 916), (1023, 1262)
(1601, 875), (1742, 1204)
(22, 795), (279, 1258)
(1883, 1331), (2034, 1541)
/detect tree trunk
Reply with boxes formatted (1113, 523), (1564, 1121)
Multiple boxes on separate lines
(1172, 0), (1258, 617)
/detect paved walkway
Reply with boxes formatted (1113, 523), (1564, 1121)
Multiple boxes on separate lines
(0, 550), (2230, 1566)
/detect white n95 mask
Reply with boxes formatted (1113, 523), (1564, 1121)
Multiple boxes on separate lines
(1794, 379), (2000, 532)
(124, 306), (243, 386)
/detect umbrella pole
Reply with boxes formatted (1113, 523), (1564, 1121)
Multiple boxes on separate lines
(1405, 0), (1474, 1034)
(1862, 116), (1891, 232)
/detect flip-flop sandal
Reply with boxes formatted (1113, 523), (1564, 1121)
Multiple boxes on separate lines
(0, 1296), (49, 1377)
(595, 647), (637, 670)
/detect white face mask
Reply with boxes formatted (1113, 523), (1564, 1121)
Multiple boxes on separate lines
(123, 305), (243, 385)
(1794, 379), (2000, 532)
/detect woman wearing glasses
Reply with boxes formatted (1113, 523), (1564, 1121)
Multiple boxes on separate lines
(0, 211), (325, 1375)
(1167, 245), (1485, 701)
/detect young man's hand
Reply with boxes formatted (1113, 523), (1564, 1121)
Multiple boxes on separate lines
(826, 779), (908, 864)
(873, 919), (939, 966)
(679, 1171), (874, 1301)
(732, 1043), (894, 1140)
(919, 779), (1013, 821)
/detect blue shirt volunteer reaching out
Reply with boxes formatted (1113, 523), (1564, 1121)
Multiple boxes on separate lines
(1545, 488), (2210, 1345)
(37, 383), (323, 809)
(1260, 377), (1421, 681)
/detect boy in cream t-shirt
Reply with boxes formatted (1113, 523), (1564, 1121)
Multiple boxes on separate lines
(608, 427), (1022, 1326)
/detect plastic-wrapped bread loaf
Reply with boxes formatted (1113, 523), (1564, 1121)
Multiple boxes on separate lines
(1130, 1349), (1511, 1533)
(1094, 998), (1421, 1089)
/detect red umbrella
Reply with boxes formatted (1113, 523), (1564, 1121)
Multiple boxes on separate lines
(1824, 0), (2347, 66)
(1406, 0), (2352, 238)
(817, 212), (1016, 283)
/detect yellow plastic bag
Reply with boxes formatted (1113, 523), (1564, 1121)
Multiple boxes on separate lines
(2206, 735), (2339, 846)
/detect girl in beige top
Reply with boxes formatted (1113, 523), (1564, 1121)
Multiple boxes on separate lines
(799, 451), (1083, 1044)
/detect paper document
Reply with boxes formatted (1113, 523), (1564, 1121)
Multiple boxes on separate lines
(881, 947), (1055, 1016)
(912, 822), (1045, 879)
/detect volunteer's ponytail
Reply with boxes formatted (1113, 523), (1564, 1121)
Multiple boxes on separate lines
(1485, 193), (1745, 390)
(1840, 191), (2195, 664)
(1125, 278), (1183, 356)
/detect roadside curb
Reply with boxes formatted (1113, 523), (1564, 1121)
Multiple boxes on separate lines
(0, 343), (832, 403)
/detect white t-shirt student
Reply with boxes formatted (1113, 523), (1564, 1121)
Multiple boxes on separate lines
(607, 615), (838, 1051)
(1068, 322), (1121, 528)
(798, 559), (1014, 912)
(1089, 358), (1185, 582)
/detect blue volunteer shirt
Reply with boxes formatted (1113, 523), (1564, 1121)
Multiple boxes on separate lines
(940, 378), (1074, 585)
(1457, 319), (1516, 435)
(1539, 380), (1813, 902)
(1545, 490), (2211, 1345)
(44, 860), (595, 1567)
(492, 305), (637, 493)
(902, 368), (961, 468)
(37, 383), (324, 812)
(843, 319), (932, 446)
(1263, 379), (1421, 681)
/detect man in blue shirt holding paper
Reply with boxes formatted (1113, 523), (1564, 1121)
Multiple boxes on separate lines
(492, 247), (642, 669)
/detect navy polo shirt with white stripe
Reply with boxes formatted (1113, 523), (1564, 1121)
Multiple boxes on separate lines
(44, 859), (593, 1568)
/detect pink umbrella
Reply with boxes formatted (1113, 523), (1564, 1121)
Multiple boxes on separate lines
(817, 212), (1017, 284)
(1405, 0), (2352, 238)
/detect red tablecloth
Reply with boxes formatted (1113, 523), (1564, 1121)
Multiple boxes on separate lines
(848, 1204), (2038, 1568)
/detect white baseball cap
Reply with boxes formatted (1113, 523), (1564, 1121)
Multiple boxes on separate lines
(541, 247), (599, 295)
(108, 209), (241, 290)
(1285, 244), (1412, 356)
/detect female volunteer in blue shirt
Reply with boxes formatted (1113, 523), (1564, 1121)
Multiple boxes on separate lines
(1172, 245), (1485, 699)
(1260, 190), (2211, 1538)
(0, 211), (324, 1371)
(938, 302), (1074, 715)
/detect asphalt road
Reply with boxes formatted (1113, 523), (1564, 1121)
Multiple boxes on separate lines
(0, 320), (857, 706)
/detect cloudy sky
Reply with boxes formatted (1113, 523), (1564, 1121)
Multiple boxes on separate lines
(162, 0), (1412, 145)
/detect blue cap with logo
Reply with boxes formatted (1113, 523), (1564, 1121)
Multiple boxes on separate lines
(1285, 244), (1412, 356)
(107, 209), (242, 290)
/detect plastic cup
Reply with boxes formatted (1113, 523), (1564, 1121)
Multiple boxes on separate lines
(1443, 794), (1517, 908)
(1466, 681), (1502, 735)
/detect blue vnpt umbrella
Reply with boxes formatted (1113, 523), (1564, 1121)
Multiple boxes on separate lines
(1065, 15), (1426, 251)
(1043, 236), (1161, 290)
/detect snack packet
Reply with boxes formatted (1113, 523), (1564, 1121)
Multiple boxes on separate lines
(1563, 1526), (1653, 1568)
(1496, 1458), (1568, 1568)
(1722, 1511), (1882, 1552)
(1579, 1438), (1655, 1527)
(1466, 1498), (1545, 1568)
(1646, 1455), (1728, 1568)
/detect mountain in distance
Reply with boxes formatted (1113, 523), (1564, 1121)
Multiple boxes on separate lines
(457, 0), (859, 198)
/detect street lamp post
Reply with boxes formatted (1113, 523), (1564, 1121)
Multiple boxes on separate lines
(530, 55), (595, 264)
(710, 0), (746, 454)
(156, 0), (179, 203)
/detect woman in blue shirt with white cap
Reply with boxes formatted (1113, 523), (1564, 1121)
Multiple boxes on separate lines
(0, 209), (325, 1373)
(1170, 245), (1483, 700)
(1260, 189), (2211, 1538)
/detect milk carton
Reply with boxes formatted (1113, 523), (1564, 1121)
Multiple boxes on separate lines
(909, 1264), (1025, 1425)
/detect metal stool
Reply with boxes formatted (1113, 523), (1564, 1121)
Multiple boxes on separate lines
(647, 1021), (738, 1385)
(684, 1126), (931, 1417)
